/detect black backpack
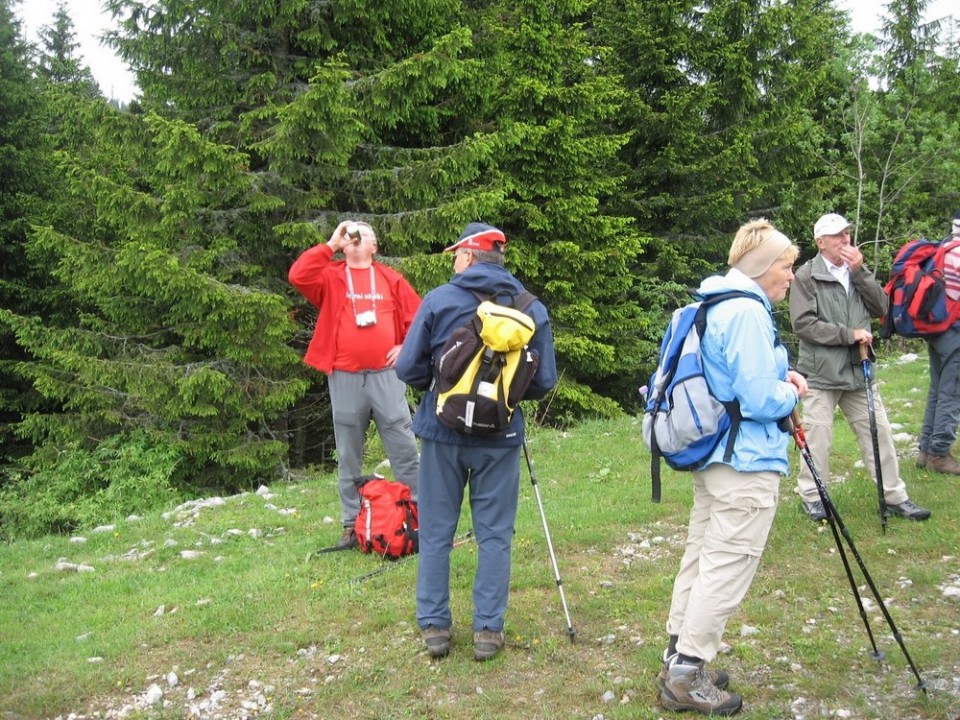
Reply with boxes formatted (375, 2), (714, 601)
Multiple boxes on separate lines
(434, 291), (540, 434)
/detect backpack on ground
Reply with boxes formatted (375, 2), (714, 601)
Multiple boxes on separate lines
(641, 291), (764, 503)
(880, 237), (960, 339)
(354, 475), (419, 559)
(435, 290), (540, 434)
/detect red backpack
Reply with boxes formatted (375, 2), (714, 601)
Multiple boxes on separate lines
(881, 237), (960, 338)
(354, 475), (419, 559)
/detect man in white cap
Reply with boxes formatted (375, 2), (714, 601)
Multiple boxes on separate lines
(789, 213), (930, 522)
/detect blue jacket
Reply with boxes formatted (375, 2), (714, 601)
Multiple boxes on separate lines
(696, 270), (799, 475)
(396, 262), (558, 446)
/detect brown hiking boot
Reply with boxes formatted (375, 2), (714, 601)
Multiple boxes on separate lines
(473, 629), (505, 661)
(658, 651), (729, 690)
(422, 625), (451, 658)
(336, 526), (359, 549)
(917, 449), (928, 468)
(926, 453), (960, 475)
(660, 660), (743, 716)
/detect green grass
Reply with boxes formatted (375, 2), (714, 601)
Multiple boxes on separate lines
(2, 345), (959, 719)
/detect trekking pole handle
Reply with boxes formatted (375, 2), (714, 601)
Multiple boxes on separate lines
(778, 408), (808, 446)
(858, 343), (869, 362)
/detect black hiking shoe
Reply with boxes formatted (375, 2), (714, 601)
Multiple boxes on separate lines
(802, 500), (827, 522)
(886, 499), (931, 521)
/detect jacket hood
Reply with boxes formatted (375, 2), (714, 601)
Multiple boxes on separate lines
(697, 269), (770, 308)
(450, 262), (526, 300)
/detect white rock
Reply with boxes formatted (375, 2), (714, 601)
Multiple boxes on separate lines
(256, 485), (271, 496)
(323, 516), (335, 525)
(167, 671), (179, 687)
(143, 684), (163, 705)
(248, 528), (262, 538)
(327, 654), (341, 664)
(179, 550), (204, 560)
(87, 656), (103, 663)
(92, 524), (116, 533)
(154, 605), (165, 617)
(740, 624), (759, 636)
(943, 586), (960, 600)
(55, 561), (95, 572)
(69, 536), (87, 543)
(601, 690), (616, 702)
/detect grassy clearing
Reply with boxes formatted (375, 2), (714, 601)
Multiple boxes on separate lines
(1, 346), (959, 719)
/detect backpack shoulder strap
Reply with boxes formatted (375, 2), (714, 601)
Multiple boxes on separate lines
(693, 290), (764, 461)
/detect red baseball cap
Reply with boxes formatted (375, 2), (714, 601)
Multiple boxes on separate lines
(443, 222), (507, 253)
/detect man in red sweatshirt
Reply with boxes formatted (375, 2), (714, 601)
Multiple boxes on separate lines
(289, 220), (422, 549)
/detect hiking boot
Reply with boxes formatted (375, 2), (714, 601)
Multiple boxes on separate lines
(886, 499), (931, 521)
(336, 526), (359, 550)
(926, 453), (960, 475)
(660, 660), (743, 716)
(802, 499), (827, 522)
(658, 651), (729, 690)
(917, 449), (928, 469)
(473, 629), (504, 661)
(422, 625), (451, 658)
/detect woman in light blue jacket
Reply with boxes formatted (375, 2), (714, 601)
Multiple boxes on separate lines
(658, 219), (807, 716)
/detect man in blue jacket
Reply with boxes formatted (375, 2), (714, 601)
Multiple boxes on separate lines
(396, 222), (558, 662)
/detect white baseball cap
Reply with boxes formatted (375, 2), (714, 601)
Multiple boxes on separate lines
(814, 213), (851, 239)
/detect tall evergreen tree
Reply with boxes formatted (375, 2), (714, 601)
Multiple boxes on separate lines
(0, 0), (55, 469)
(1, 101), (308, 512)
(34, 2), (101, 98)
(102, 0), (644, 421)
(596, 0), (851, 250)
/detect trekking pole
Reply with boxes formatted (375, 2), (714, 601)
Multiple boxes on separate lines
(783, 410), (927, 692)
(349, 530), (474, 584)
(858, 343), (888, 534)
(522, 439), (576, 643)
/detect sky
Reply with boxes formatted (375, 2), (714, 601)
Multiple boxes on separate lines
(13, 0), (958, 106)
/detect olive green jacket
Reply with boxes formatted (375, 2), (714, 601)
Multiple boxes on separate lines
(789, 254), (888, 390)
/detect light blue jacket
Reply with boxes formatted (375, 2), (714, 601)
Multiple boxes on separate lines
(696, 270), (799, 475)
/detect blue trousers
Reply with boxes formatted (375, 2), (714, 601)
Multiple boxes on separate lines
(416, 440), (521, 633)
(921, 333), (960, 456)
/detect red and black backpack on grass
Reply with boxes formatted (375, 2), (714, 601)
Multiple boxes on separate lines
(353, 475), (419, 559)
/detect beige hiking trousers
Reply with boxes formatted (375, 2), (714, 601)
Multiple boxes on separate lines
(795, 387), (908, 505)
(667, 463), (779, 663)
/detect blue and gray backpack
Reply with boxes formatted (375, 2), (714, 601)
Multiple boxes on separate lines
(642, 291), (763, 502)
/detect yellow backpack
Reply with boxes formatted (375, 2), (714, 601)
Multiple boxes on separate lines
(435, 292), (539, 434)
